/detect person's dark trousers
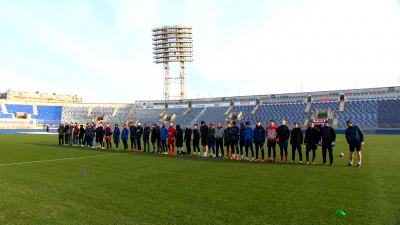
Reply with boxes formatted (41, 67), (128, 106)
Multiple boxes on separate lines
(268, 146), (276, 159)
(245, 140), (254, 158)
(130, 136), (136, 150)
(306, 149), (316, 162)
(230, 140), (239, 157)
(64, 134), (69, 145)
(255, 142), (264, 160)
(152, 142), (156, 152)
(106, 140), (112, 149)
(59, 135), (64, 145)
(161, 140), (167, 152)
(136, 136), (142, 150)
(115, 142), (119, 149)
(322, 141), (333, 164)
(291, 145), (302, 161)
(215, 139), (223, 156)
(83, 136), (87, 146)
(186, 141), (191, 154)
(122, 138), (128, 150)
(156, 140), (161, 152)
(79, 136), (84, 145)
(143, 139), (149, 152)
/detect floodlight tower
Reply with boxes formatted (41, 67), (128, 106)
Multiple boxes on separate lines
(152, 25), (193, 100)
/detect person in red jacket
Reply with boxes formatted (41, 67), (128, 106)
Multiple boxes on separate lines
(266, 120), (278, 162)
(167, 121), (176, 155)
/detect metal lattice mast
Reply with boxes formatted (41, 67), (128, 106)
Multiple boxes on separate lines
(152, 25), (193, 100)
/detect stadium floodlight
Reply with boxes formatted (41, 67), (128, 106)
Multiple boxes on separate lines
(152, 25), (193, 100)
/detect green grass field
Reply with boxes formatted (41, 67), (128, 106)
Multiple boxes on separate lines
(0, 133), (399, 224)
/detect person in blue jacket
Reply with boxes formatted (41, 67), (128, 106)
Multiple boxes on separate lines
(121, 124), (130, 151)
(113, 124), (121, 151)
(253, 121), (266, 162)
(239, 122), (246, 159)
(160, 123), (168, 154)
(244, 121), (254, 161)
(129, 122), (136, 151)
(229, 121), (240, 160)
(345, 120), (365, 167)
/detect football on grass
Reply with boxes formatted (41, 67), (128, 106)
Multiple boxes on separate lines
(339, 153), (344, 157)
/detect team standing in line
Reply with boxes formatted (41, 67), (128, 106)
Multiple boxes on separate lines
(57, 119), (365, 167)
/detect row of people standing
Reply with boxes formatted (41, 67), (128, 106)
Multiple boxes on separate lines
(56, 119), (364, 167)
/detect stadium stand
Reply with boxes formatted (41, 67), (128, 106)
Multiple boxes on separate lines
(0, 104), (13, 119)
(378, 99), (400, 128)
(334, 100), (378, 128)
(61, 106), (93, 125)
(1, 87), (399, 132)
(5, 104), (34, 114)
(31, 105), (62, 125)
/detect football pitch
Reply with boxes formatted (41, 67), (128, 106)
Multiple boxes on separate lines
(0, 134), (399, 224)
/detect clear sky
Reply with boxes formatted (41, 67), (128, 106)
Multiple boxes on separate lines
(1, 0), (399, 103)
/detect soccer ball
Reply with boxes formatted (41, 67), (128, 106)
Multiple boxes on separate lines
(339, 153), (344, 157)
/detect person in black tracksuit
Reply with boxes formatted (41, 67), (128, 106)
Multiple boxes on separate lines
(276, 120), (290, 163)
(200, 121), (208, 156)
(64, 123), (69, 145)
(79, 125), (85, 146)
(156, 125), (161, 153)
(192, 124), (201, 156)
(184, 125), (192, 156)
(174, 124), (184, 155)
(320, 120), (336, 166)
(143, 123), (150, 152)
(290, 122), (303, 163)
(304, 121), (320, 164)
(151, 124), (157, 152)
(129, 122), (136, 151)
(136, 123), (144, 151)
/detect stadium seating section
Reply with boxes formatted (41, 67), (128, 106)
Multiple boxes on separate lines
(31, 105), (62, 125)
(0, 105), (13, 118)
(0, 99), (399, 128)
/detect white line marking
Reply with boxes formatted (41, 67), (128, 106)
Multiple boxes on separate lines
(0, 153), (121, 167)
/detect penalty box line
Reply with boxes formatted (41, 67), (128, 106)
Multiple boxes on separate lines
(0, 153), (123, 167)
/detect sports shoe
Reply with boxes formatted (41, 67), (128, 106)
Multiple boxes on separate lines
(250, 158), (254, 162)
(330, 163), (333, 166)
(280, 161), (284, 163)
(286, 161), (289, 163)
(322, 163), (326, 166)
(261, 159), (264, 162)
(299, 161), (302, 164)
(179, 154), (183, 156)
(311, 162), (315, 165)
(115, 148), (118, 151)
(347, 163), (353, 166)
(306, 161), (310, 165)
(176, 154), (180, 156)
(236, 157), (239, 160)
(197, 154), (200, 157)
(131, 149), (133, 151)
(291, 161), (294, 163)
(254, 159), (259, 162)
(356, 164), (361, 168)
(273, 159), (276, 162)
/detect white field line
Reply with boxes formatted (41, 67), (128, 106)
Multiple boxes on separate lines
(0, 153), (121, 167)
